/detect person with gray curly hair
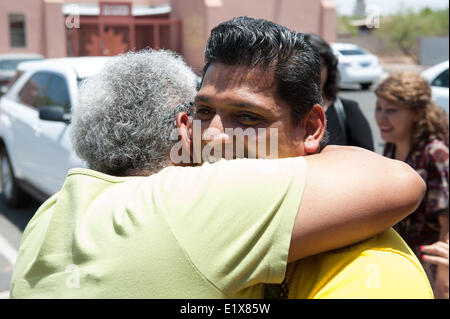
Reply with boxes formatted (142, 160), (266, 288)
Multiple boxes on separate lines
(10, 47), (426, 299)
(70, 49), (197, 176)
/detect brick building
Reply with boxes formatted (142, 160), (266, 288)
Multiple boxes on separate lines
(0, 0), (336, 71)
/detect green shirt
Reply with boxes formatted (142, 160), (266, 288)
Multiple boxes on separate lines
(10, 157), (307, 298)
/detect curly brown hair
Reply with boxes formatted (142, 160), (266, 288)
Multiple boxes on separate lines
(375, 71), (449, 150)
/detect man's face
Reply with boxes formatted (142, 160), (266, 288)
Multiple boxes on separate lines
(193, 63), (309, 161)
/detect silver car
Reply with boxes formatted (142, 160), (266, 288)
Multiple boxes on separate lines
(331, 43), (383, 90)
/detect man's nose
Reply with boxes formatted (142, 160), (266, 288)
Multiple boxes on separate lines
(203, 114), (232, 144)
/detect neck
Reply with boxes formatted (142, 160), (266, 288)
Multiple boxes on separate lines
(394, 139), (412, 161)
(322, 95), (333, 112)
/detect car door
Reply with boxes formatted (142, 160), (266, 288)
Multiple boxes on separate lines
(32, 73), (78, 196)
(9, 71), (52, 185)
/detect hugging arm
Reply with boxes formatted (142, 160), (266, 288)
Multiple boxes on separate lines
(287, 145), (426, 262)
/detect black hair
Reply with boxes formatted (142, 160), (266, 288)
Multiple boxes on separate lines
(202, 16), (322, 125)
(303, 33), (340, 101)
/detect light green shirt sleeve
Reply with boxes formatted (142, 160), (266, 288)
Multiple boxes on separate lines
(154, 157), (307, 296)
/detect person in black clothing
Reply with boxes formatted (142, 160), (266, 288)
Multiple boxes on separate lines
(305, 34), (374, 151)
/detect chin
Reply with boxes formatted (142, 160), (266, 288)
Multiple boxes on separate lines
(382, 137), (399, 145)
(380, 132), (394, 143)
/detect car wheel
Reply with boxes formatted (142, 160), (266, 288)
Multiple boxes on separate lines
(0, 148), (28, 207)
(360, 83), (372, 90)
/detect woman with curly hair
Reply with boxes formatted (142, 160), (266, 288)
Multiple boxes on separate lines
(375, 71), (449, 298)
(304, 33), (374, 151)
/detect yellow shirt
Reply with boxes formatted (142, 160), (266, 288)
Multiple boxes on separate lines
(10, 157), (307, 298)
(285, 228), (434, 299)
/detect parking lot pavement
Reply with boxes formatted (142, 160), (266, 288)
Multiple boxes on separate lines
(0, 193), (39, 299)
(0, 228), (16, 298)
(0, 253), (13, 296)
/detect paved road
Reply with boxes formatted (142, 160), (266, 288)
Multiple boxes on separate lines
(0, 194), (39, 298)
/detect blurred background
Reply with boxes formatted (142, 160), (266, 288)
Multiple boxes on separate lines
(0, 0), (448, 299)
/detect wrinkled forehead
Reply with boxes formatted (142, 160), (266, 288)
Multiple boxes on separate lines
(201, 63), (277, 94)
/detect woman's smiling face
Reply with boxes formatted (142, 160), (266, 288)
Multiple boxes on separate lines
(375, 96), (417, 145)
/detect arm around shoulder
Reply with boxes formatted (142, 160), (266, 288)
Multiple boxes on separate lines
(287, 145), (426, 262)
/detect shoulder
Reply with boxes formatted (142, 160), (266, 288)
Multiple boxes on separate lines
(339, 98), (359, 109)
(338, 98), (366, 118)
(287, 229), (434, 299)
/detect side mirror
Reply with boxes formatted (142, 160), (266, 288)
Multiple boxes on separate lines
(39, 106), (71, 124)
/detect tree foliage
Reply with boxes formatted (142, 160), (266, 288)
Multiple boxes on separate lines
(375, 7), (449, 63)
(337, 16), (359, 36)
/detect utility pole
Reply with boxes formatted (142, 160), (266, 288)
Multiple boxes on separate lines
(353, 0), (366, 17)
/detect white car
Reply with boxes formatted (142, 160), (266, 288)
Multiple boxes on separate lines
(0, 53), (44, 96)
(421, 60), (449, 114)
(331, 43), (383, 90)
(0, 57), (111, 206)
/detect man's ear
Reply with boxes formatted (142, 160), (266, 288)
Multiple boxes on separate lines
(176, 112), (193, 160)
(303, 104), (326, 155)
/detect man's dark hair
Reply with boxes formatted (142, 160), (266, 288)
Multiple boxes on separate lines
(304, 33), (340, 102)
(202, 16), (322, 125)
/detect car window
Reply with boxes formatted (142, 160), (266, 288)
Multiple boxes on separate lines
(0, 59), (41, 70)
(6, 71), (23, 89)
(431, 68), (449, 88)
(18, 72), (52, 108)
(45, 75), (71, 113)
(338, 49), (366, 56)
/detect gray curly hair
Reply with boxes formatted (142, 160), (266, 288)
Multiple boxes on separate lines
(70, 49), (197, 176)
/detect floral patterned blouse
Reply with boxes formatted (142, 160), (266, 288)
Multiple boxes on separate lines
(384, 138), (449, 285)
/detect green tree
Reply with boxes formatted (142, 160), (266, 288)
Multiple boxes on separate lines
(375, 7), (449, 63)
(337, 15), (359, 36)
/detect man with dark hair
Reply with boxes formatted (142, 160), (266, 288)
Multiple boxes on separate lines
(177, 16), (433, 298)
(304, 33), (374, 151)
(201, 17), (322, 125)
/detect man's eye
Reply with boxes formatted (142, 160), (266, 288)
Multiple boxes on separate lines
(237, 113), (261, 123)
(196, 108), (214, 117)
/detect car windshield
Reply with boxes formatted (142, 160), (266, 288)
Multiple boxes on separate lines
(0, 59), (42, 71)
(431, 68), (449, 88)
(338, 49), (366, 56)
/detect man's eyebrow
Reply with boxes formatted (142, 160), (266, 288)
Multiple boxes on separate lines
(195, 94), (265, 109)
(195, 95), (211, 104)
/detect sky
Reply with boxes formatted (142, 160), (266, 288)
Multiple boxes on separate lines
(335, 0), (449, 16)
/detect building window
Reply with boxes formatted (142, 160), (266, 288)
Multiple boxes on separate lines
(9, 14), (26, 47)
